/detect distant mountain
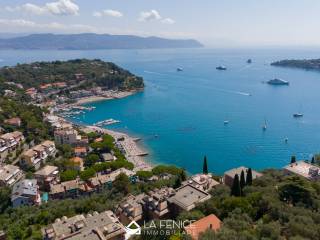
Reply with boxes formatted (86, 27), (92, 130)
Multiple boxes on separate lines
(0, 33), (203, 50)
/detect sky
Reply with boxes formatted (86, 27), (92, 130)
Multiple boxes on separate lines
(0, 0), (320, 47)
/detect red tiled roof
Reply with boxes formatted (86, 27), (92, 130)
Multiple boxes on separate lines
(184, 214), (221, 240)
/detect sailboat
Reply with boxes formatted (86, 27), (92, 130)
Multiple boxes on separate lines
(262, 119), (267, 131)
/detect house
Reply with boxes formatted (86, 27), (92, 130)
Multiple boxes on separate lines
(4, 117), (21, 127)
(168, 184), (211, 214)
(0, 131), (24, 162)
(74, 147), (88, 158)
(69, 157), (84, 171)
(34, 165), (60, 191)
(283, 161), (320, 181)
(0, 164), (24, 187)
(184, 214), (221, 240)
(141, 187), (175, 220)
(116, 194), (145, 224)
(0, 230), (6, 240)
(101, 153), (115, 162)
(223, 166), (262, 187)
(183, 173), (220, 192)
(50, 179), (82, 199)
(42, 210), (125, 240)
(21, 141), (56, 170)
(11, 179), (41, 207)
(54, 129), (79, 146)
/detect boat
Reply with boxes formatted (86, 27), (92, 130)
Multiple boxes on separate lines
(293, 113), (303, 118)
(93, 118), (121, 127)
(216, 66), (227, 70)
(177, 68), (183, 72)
(267, 78), (289, 85)
(284, 137), (288, 143)
(224, 120), (229, 125)
(262, 119), (267, 131)
(247, 59), (252, 64)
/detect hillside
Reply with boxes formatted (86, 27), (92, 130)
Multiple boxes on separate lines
(0, 59), (144, 90)
(271, 58), (320, 71)
(0, 33), (203, 50)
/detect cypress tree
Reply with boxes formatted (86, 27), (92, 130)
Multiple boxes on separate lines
(174, 175), (182, 189)
(203, 156), (208, 174)
(231, 174), (241, 197)
(240, 170), (246, 190)
(246, 168), (253, 186)
(291, 155), (296, 164)
(180, 169), (187, 181)
(311, 156), (315, 164)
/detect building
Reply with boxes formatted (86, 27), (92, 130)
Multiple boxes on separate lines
(168, 184), (211, 213)
(184, 214), (221, 240)
(183, 173), (220, 192)
(0, 230), (6, 240)
(21, 141), (56, 169)
(69, 157), (84, 171)
(54, 129), (79, 146)
(50, 179), (83, 199)
(101, 153), (115, 162)
(0, 131), (24, 162)
(223, 166), (262, 187)
(0, 164), (24, 187)
(283, 161), (320, 181)
(141, 187), (175, 220)
(116, 194), (145, 224)
(42, 210), (125, 240)
(34, 165), (60, 191)
(74, 147), (88, 158)
(4, 117), (21, 127)
(11, 179), (41, 207)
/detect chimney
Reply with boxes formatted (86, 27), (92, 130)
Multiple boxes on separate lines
(209, 224), (213, 229)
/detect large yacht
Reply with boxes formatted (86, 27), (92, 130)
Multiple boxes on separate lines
(267, 78), (289, 85)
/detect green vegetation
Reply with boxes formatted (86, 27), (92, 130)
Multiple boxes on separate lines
(0, 97), (52, 143)
(152, 165), (185, 176)
(0, 59), (144, 90)
(60, 170), (78, 182)
(271, 58), (320, 72)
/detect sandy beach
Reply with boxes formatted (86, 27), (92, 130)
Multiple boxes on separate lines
(76, 91), (138, 105)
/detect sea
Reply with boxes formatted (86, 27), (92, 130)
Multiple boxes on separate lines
(1, 47), (320, 174)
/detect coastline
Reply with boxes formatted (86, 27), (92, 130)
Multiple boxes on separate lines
(75, 90), (141, 105)
(83, 125), (153, 172)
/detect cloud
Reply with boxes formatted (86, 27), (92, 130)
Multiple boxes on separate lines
(139, 10), (162, 22)
(139, 10), (175, 24)
(93, 9), (123, 18)
(4, 0), (79, 16)
(161, 18), (175, 24)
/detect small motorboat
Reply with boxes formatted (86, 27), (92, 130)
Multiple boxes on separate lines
(262, 119), (267, 131)
(224, 120), (229, 125)
(216, 66), (227, 70)
(293, 113), (303, 118)
(247, 59), (252, 64)
(177, 68), (183, 72)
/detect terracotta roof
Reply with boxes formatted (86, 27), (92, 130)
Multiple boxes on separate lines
(94, 137), (103, 143)
(74, 147), (87, 153)
(70, 157), (83, 164)
(184, 214), (221, 240)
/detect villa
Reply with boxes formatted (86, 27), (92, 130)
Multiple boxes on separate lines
(0, 131), (24, 163)
(42, 210), (125, 240)
(223, 166), (263, 187)
(168, 184), (211, 214)
(4, 117), (21, 127)
(11, 179), (41, 208)
(54, 129), (79, 146)
(183, 173), (220, 192)
(184, 214), (221, 240)
(0, 164), (24, 187)
(283, 161), (320, 181)
(21, 141), (56, 170)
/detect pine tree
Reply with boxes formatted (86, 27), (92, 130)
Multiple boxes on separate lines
(203, 156), (208, 174)
(240, 170), (246, 191)
(231, 174), (241, 196)
(291, 155), (296, 164)
(246, 168), (253, 186)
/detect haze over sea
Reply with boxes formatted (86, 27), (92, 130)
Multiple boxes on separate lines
(1, 48), (320, 174)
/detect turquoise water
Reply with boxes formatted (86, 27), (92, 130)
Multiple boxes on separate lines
(1, 48), (320, 174)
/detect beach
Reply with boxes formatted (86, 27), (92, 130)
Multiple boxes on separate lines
(82, 125), (152, 172)
(76, 90), (138, 105)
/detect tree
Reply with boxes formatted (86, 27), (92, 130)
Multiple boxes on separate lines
(180, 169), (187, 181)
(291, 155), (296, 164)
(203, 156), (208, 174)
(174, 175), (182, 189)
(311, 156), (315, 164)
(60, 170), (78, 182)
(240, 170), (246, 192)
(80, 168), (96, 181)
(113, 173), (131, 195)
(246, 168), (253, 186)
(231, 174), (241, 197)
